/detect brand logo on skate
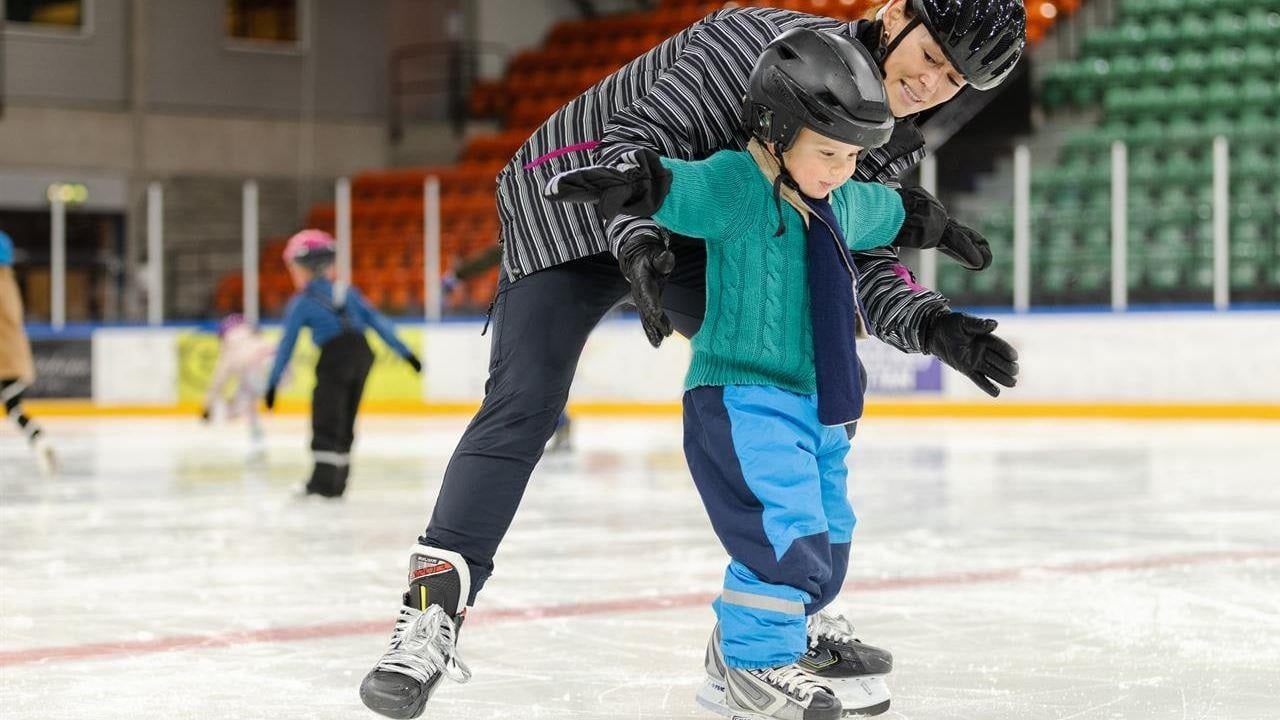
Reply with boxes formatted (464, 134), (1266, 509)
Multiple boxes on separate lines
(801, 647), (839, 671)
(410, 559), (455, 581)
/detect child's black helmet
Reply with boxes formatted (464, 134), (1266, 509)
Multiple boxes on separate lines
(908, 0), (1026, 91)
(744, 28), (894, 153)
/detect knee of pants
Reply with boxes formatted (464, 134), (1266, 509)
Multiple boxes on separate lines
(749, 534), (834, 602)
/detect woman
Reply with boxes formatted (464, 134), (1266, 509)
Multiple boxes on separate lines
(360, 3), (1026, 718)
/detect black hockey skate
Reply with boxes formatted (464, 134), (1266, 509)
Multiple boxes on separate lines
(799, 612), (892, 716)
(360, 546), (472, 719)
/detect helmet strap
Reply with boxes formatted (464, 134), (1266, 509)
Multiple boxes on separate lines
(880, 16), (922, 70)
(770, 144), (797, 237)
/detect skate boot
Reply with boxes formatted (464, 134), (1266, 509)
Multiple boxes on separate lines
(696, 624), (842, 720)
(303, 457), (346, 497)
(798, 612), (891, 716)
(32, 436), (57, 478)
(360, 546), (472, 719)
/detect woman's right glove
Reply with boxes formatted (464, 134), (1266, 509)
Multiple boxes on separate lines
(616, 228), (676, 348)
(543, 148), (672, 221)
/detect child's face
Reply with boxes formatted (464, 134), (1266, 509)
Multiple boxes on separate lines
(778, 128), (865, 199)
(287, 263), (335, 289)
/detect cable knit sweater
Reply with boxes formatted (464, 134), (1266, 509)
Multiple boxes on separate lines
(652, 149), (905, 395)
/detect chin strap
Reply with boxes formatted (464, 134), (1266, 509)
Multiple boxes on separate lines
(770, 144), (799, 237)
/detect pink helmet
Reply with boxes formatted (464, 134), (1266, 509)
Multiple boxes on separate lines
(282, 229), (336, 269)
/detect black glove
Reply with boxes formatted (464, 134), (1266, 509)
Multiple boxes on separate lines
(893, 187), (992, 271)
(200, 406), (211, 423)
(543, 148), (673, 221)
(937, 219), (992, 271)
(617, 228), (676, 348)
(923, 311), (1019, 398)
(405, 353), (423, 374)
(264, 385), (277, 411)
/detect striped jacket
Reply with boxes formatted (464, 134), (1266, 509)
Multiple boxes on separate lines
(496, 6), (951, 353)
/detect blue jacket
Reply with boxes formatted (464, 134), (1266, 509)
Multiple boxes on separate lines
(267, 277), (414, 389)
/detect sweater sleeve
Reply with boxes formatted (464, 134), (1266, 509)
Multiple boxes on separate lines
(650, 151), (756, 241)
(350, 287), (415, 360)
(267, 296), (304, 389)
(835, 181), (906, 251)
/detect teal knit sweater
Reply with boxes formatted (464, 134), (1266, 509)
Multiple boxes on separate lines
(653, 150), (906, 394)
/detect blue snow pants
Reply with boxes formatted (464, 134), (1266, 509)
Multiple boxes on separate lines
(683, 384), (856, 670)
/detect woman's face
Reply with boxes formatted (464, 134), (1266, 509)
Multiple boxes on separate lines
(880, 0), (966, 117)
(777, 128), (864, 200)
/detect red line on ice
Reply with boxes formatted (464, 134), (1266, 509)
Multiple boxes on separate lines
(2, 548), (1275, 667)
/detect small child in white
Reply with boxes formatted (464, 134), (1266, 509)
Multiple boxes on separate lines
(201, 313), (276, 456)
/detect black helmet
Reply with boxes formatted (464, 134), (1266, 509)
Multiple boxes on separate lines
(744, 28), (894, 153)
(908, 0), (1026, 91)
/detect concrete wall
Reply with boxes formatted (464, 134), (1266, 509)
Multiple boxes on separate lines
(2, 0), (130, 107)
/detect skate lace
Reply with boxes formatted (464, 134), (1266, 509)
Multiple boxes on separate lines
(808, 611), (862, 648)
(749, 664), (831, 701)
(374, 604), (472, 686)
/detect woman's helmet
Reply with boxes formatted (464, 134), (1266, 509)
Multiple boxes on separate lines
(906, 0), (1026, 91)
(743, 28), (895, 153)
(282, 229), (337, 271)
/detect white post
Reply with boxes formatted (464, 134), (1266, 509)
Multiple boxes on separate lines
(242, 180), (260, 326)
(1212, 136), (1230, 310)
(1013, 145), (1031, 313)
(424, 176), (442, 322)
(147, 182), (164, 326)
(1110, 141), (1128, 312)
(919, 154), (939, 289)
(335, 177), (352, 301)
(50, 196), (66, 331)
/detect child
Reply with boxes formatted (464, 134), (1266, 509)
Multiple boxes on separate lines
(0, 230), (57, 477)
(547, 29), (904, 720)
(265, 230), (422, 498)
(201, 313), (277, 457)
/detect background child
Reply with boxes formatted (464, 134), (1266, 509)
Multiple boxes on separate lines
(265, 229), (422, 498)
(201, 313), (277, 457)
(0, 230), (57, 477)
(546, 29), (927, 720)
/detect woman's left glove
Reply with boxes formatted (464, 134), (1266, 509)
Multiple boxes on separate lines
(543, 148), (672, 221)
(893, 187), (992, 271)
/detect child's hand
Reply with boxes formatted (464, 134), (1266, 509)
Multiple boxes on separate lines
(405, 354), (423, 374)
(543, 148), (672, 221)
(264, 385), (277, 411)
(893, 187), (992, 271)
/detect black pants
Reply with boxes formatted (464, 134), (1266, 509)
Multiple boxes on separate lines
(422, 241), (709, 602)
(1, 378), (43, 446)
(308, 332), (375, 497)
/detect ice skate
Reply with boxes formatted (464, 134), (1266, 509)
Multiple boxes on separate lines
(360, 546), (472, 719)
(33, 436), (57, 478)
(796, 612), (891, 715)
(696, 624), (843, 720)
(699, 621), (890, 718)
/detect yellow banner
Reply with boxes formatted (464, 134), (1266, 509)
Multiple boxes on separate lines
(177, 328), (423, 403)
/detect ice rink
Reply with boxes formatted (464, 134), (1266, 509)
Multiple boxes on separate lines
(2, 413), (1278, 720)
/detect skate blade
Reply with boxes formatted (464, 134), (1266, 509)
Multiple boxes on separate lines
(826, 674), (891, 717)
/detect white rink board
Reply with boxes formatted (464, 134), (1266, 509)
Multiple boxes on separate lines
(90, 311), (1280, 405)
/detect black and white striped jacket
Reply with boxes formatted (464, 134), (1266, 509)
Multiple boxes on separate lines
(496, 6), (951, 352)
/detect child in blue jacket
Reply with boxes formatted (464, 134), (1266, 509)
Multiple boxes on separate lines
(547, 28), (934, 720)
(266, 230), (421, 497)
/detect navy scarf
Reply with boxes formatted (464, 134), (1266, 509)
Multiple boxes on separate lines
(801, 195), (864, 426)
